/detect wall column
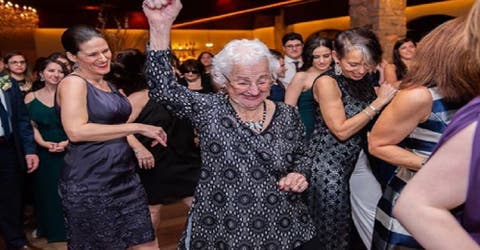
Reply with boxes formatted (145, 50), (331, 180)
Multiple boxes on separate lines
(274, 8), (286, 51)
(349, 0), (406, 62)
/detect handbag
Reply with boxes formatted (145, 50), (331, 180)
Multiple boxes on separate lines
(370, 167), (424, 250)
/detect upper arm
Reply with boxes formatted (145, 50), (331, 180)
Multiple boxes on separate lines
(369, 87), (432, 151)
(284, 73), (306, 107)
(312, 75), (347, 133)
(127, 90), (149, 123)
(57, 76), (88, 138)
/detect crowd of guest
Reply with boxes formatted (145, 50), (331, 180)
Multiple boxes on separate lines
(1, 0), (480, 249)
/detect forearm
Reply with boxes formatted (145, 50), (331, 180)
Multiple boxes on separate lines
(32, 127), (49, 149)
(65, 123), (141, 142)
(369, 144), (425, 170)
(127, 134), (148, 153)
(394, 203), (479, 249)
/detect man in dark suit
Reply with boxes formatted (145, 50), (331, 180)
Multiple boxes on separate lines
(0, 72), (40, 250)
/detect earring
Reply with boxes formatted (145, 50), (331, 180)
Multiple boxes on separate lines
(72, 63), (79, 71)
(334, 62), (342, 75)
(40, 75), (45, 81)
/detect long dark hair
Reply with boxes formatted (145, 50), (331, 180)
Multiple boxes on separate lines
(300, 34), (333, 71)
(392, 38), (415, 80)
(105, 48), (146, 96)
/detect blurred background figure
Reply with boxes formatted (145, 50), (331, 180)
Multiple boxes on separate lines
(24, 56), (69, 248)
(284, 35), (333, 139)
(267, 49), (286, 102)
(280, 32), (304, 88)
(48, 52), (73, 74)
(178, 59), (214, 93)
(384, 38), (416, 86)
(4, 51), (33, 95)
(197, 51), (214, 75)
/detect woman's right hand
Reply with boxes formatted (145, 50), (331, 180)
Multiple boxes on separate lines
(137, 124), (168, 147)
(375, 82), (397, 107)
(142, 0), (182, 26)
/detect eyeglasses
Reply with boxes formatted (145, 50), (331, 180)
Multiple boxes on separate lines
(8, 60), (26, 65)
(284, 44), (303, 49)
(224, 73), (273, 90)
(183, 70), (199, 74)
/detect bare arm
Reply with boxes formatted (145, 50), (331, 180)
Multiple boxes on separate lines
(284, 72), (306, 107)
(313, 75), (396, 141)
(368, 87), (431, 170)
(57, 76), (166, 145)
(394, 122), (478, 250)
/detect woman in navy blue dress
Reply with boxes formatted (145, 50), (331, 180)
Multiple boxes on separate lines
(55, 24), (167, 249)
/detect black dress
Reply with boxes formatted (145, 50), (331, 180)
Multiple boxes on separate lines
(57, 77), (154, 249)
(134, 99), (201, 204)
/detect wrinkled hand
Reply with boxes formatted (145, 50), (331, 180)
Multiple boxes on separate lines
(134, 148), (156, 169)
(278, 172), (308, 193)
(376, 82), (398, 106)
(142, 0), (182, 26)
(25, 154), (39, 173)
(139, 124), (168, 147)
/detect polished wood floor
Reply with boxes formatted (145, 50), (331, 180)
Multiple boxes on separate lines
(0, 202), (189, 250)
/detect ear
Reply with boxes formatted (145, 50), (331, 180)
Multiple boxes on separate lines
(65, 51), (77, 63)
(332, 50), (340, 63)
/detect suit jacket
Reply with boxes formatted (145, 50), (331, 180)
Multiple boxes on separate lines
(2, 77), (36, 169)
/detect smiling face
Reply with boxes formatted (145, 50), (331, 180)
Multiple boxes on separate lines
(335, 49), (374, 81)
(69, 37), (111, 76)
(225, 58), (272, 110)
(398, 41), (416, 60)
(41, 61), (65, 86)
(283, 39), (303, 60)
(199, 53), (213, 67)
(312, 46), (332, 72)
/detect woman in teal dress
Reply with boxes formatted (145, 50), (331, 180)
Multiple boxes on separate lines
(24, 57), (68, 245)
(285, 35), (333, 139)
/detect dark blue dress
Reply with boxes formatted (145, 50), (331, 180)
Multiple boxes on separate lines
(57, 76), (154, 249)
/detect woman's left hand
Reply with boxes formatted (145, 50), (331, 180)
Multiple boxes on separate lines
(278, 172), (308, 193)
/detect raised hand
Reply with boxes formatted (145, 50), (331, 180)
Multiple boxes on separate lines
(142, 0), (182, 26)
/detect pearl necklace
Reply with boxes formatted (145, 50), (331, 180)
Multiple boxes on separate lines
(234, 101), (267, 133)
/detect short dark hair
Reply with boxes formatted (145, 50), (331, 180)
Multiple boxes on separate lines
(179, 59), (204, 74)
(282, 32), (303, 46)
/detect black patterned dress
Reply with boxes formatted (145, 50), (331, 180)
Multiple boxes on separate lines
(146, 50), (316, 249)
(305, 69), (376, 249)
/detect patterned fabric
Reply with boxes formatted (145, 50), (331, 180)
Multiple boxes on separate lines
(432, 96), (480, 244)
(146, 49), (316, 250)
(57, 77), (155, 249)
(371, 87), (461, 250)
(305, 69), (377, 250)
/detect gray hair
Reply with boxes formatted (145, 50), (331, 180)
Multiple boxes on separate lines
(211, 39), (279, 86)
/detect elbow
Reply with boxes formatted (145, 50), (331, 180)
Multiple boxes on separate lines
(65, 129), (83, 143)
(367, 136), (381, 158)
(332, 129), (350, 141)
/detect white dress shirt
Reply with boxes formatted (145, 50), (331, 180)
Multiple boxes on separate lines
(279, 56), (303, 88)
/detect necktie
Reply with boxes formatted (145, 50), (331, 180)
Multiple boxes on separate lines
(293, 61), (300, 72)
(0, 97), (10, 137)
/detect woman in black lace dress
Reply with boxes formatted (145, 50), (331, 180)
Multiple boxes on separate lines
(304, 28), (397, 249)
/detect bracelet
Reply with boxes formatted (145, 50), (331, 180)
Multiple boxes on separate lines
(363, 109), (374, 120)
(368, 104), (379, 114)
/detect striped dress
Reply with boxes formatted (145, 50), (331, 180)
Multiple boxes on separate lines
(371, 87), (461, 250)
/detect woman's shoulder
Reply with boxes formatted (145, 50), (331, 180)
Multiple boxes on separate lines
(24, 91), (36, 104)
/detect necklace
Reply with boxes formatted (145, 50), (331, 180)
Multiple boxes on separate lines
(234, 101), (267, 133)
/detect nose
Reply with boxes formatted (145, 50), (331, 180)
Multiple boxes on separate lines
(248, 83), (260, 95)
(358, 66), (367, 74)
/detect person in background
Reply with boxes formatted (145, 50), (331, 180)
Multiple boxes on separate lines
(304, 27), (397, 249)
(24, 57), (68, 248)
(284, 35), (333, 139)
(393, 2), (480, 248)
(384, 38), (416, 86)
(0, 52), (40, 250)
(110, 48), (202, 249)
(267, 49), (286, 102)
(143, 0), (318, 248)
(0, 54), (6, 76)
(56, 24), (167, 249)
(280, 32), (304, 88)
(178, 59), (214, 93)
(197, 51), (214, 74)
(369, 17), (469, 250)
(4, 51), (33, 95)
(48, 52), (73, 74)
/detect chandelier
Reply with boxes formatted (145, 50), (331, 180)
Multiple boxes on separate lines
(0, 0), (38, 30)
